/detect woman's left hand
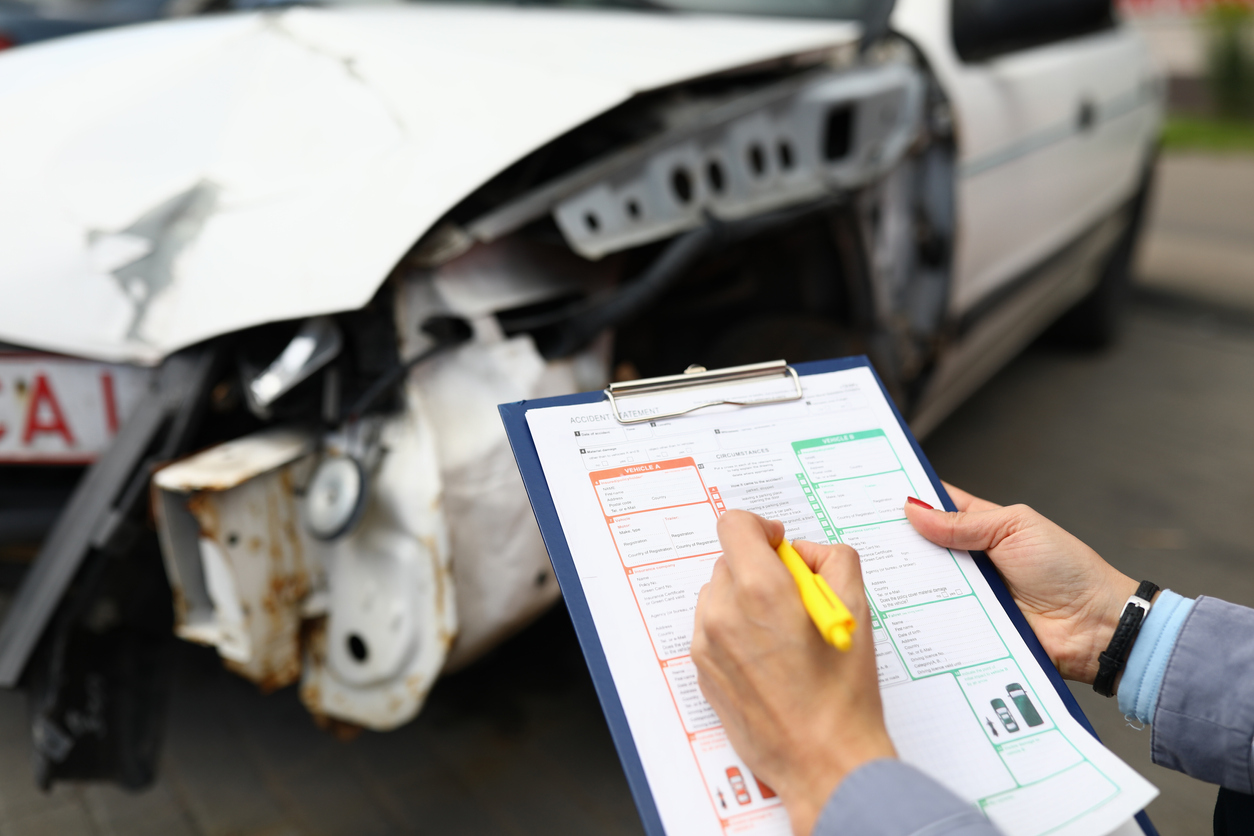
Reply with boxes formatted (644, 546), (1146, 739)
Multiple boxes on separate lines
(691, 510), (896, 836)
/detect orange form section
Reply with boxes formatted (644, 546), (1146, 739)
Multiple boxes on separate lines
(589, 457), (788, 830)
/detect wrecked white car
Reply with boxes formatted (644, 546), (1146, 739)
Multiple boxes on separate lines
(0, 0), (1159, 787)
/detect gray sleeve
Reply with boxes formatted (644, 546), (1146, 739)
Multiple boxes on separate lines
(813, 759), (1001, 836)
(1152, 596), (1254, 793)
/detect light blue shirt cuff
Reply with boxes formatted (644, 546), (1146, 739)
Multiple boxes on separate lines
(1118, 589), (1195, 723)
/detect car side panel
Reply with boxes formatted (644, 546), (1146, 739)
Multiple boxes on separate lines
(893, 0), (1161, 317)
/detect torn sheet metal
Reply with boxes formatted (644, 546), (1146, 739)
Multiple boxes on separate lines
(153, 429), (322, 690)
(0, 6), (859, 365)
(154, 429), (315, 494)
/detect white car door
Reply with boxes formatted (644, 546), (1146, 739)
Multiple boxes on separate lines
(896, 0), (1160, 318)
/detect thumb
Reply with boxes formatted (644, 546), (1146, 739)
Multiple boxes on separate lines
(904, 500), (1023, 553)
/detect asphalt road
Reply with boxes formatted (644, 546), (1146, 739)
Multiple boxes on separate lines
(1137, 153), (1254, 314)
(0, 298), (1248, 836)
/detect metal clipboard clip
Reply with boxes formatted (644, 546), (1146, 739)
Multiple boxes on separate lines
(604, 360), (802, 424)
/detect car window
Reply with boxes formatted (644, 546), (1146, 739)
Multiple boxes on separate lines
(952, 0), (1115, 62)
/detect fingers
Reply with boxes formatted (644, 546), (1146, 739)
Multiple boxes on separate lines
(904, 501), (1031, 552)
(695, 557), (732, 625)
(691, 578), (713, 662)
(941, 482), (1002, 513)
(716, 511), (788, 589)
(791, 540), (863, 603)
(716, 511), (784, 553)
(792, 540), (872, 654)
(763, 518), (785, 547)
(693, 557), (735, 667)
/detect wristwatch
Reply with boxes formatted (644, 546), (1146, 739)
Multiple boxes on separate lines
(1093, 580), (1160, 698)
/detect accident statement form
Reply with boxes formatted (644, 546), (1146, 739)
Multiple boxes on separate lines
(515, 363), (1156, 836)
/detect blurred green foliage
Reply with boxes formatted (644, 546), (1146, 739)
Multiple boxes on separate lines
(1162, 115), (1254, 152)
(1206, 2), (1254, 119)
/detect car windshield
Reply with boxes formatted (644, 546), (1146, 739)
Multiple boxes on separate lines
(404, 0), (884, 20)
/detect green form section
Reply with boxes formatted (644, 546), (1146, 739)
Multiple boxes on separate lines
(791, 432), (1009, 684)
(790, 429), (886, 452)
(791, 428), (1125, 826)
(796, 472), (839, 543)
(978, 762), (1119, 836)
(791, 429), (909, 489)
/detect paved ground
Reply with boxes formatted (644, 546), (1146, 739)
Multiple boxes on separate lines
(0, 605), (645, 836)
(1137, 153), (1254, 315)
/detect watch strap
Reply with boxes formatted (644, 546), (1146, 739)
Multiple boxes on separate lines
(1093, 580), (1160, 698)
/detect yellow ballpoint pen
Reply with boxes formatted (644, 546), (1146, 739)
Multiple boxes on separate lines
(776, 538), (857, 651)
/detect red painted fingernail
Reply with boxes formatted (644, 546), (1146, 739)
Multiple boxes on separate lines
(906, 497), (934, 510)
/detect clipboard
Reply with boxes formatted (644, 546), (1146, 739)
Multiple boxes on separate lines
(499, 355), (1158, 836)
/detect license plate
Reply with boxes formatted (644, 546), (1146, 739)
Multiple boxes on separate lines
(0, 353), (149, 464)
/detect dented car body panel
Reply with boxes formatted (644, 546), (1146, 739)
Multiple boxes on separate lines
(0, 0), (1161, 788)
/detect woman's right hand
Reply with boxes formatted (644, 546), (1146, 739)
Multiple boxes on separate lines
(904, 485), (1139, 684)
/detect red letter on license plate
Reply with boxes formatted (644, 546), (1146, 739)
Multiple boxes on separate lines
(23, 374), (76, 447)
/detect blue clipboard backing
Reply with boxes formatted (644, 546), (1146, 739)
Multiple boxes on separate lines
(499, 354), (1156, 836)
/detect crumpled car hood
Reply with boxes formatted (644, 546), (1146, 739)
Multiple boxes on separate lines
(0, 5), (859, 365)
